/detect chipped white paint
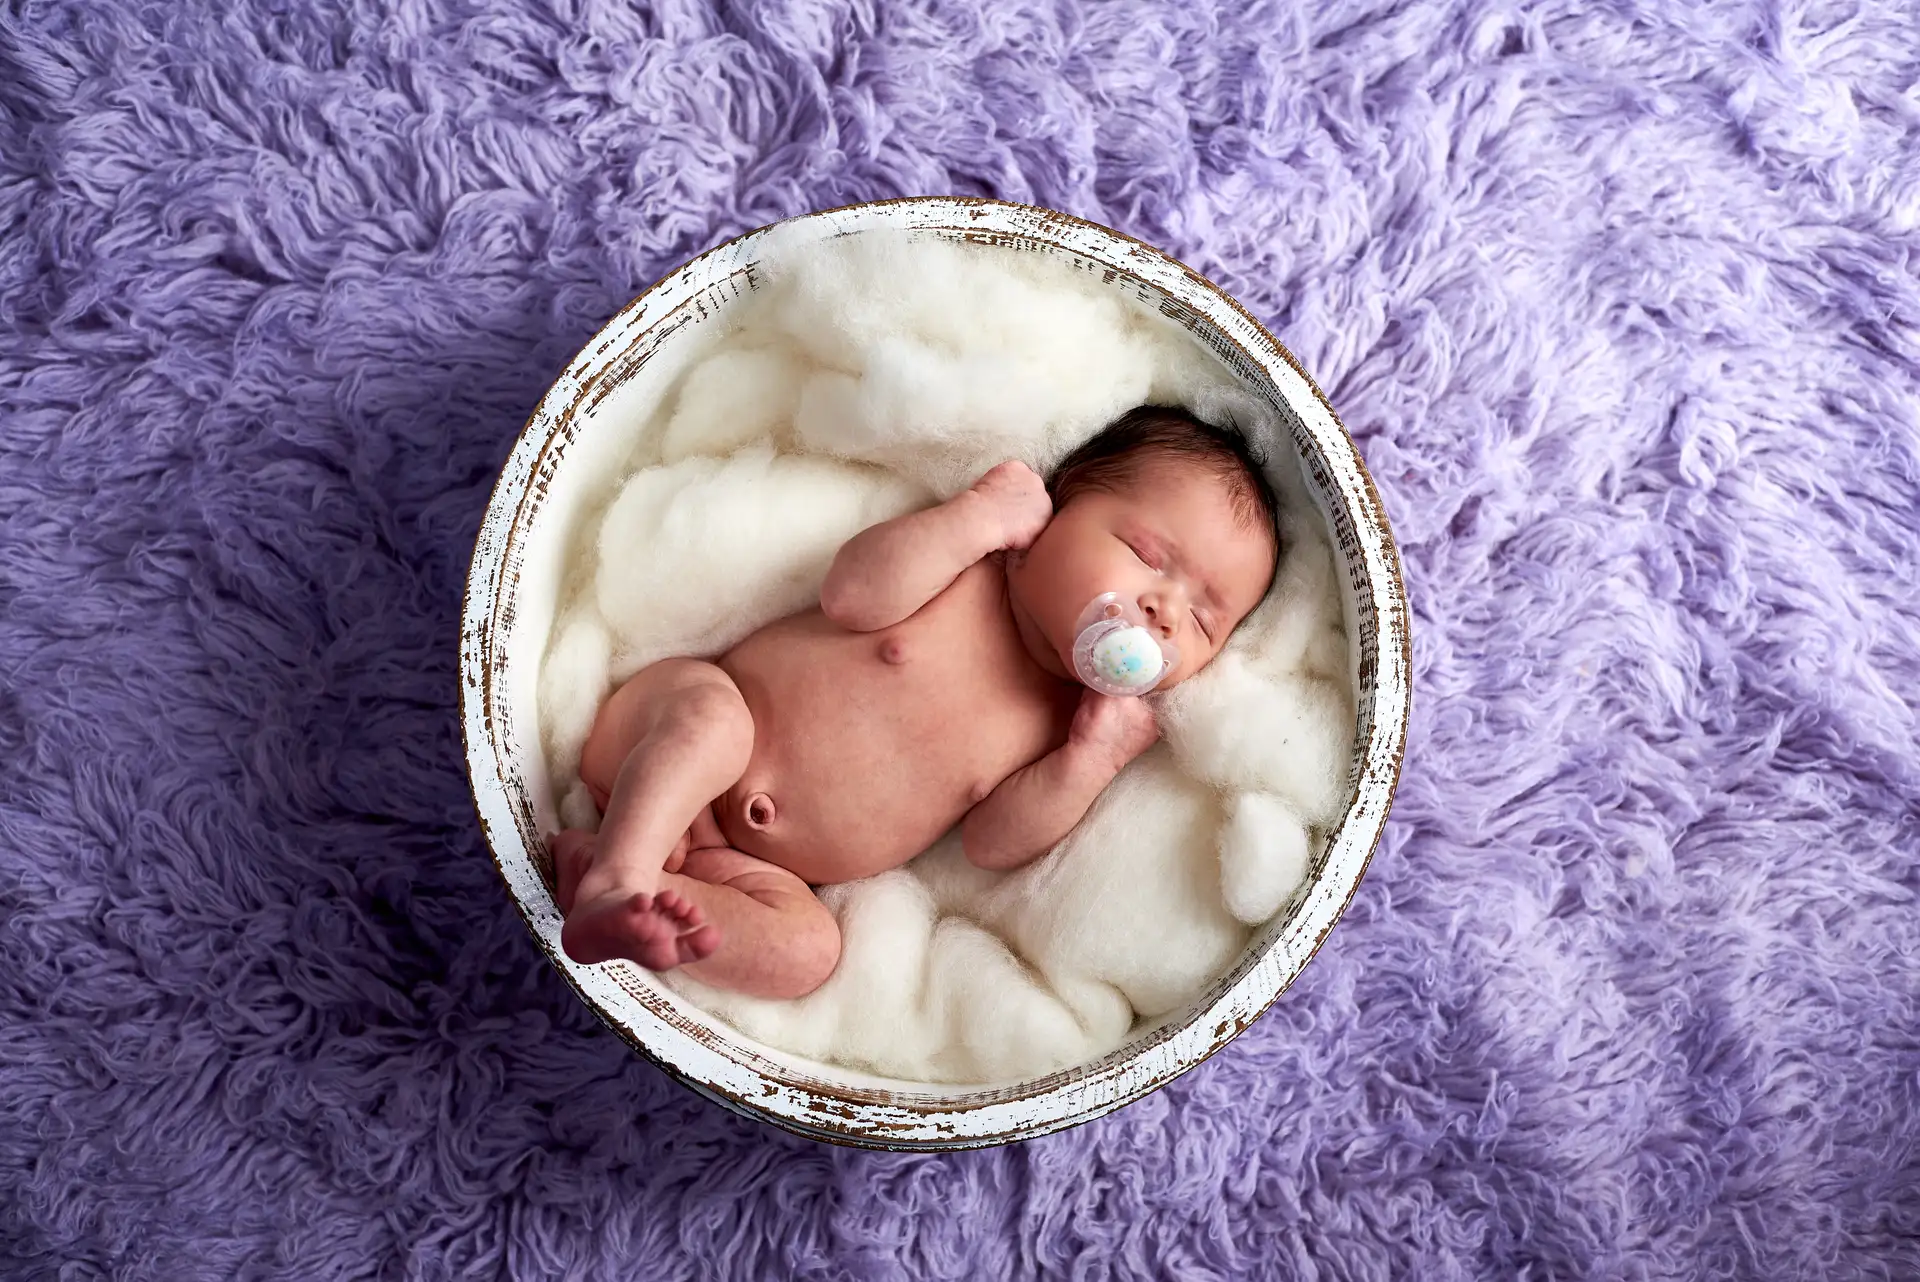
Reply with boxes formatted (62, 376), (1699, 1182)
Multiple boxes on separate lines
(459, 198), (1412, 1150)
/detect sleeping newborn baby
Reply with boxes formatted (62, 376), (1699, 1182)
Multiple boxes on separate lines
(549, 405), (1281, 999)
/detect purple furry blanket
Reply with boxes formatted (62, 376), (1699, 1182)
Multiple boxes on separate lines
(3, 1), (1916, 1277)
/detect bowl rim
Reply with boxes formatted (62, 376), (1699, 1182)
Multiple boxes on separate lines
(459, 196), (1412, 1150)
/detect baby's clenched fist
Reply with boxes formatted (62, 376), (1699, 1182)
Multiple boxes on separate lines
(967, 460), (1053, 551)
(1068, 689), (1161, 774)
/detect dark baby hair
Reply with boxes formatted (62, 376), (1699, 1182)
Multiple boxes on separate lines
(1047, 404), (1283, 566)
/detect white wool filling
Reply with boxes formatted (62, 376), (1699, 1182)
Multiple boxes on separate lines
(536, 232), (1354, 1085)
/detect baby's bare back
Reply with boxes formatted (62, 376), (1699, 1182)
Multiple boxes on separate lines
(715, 558), (1076, 884)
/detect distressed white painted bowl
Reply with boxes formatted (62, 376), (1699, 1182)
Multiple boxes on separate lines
(460, 198), (1411, 1149)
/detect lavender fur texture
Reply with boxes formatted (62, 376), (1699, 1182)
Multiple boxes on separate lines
(2, 0), (1916, 1278)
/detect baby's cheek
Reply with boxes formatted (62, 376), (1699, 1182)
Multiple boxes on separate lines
(1175, 649), (1214, 684)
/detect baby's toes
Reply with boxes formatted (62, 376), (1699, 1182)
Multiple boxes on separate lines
(620, 895), (683, 969)
(656, 889), (706, 929)
(678, 923), (721, 965)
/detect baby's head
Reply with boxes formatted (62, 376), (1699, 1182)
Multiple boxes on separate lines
(1007, 405), (1281, 691)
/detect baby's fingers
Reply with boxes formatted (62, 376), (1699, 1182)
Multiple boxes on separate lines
(1070, 689), (1160, 766)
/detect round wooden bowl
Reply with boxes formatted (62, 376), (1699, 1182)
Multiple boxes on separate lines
(460, 198), (1411, 1150)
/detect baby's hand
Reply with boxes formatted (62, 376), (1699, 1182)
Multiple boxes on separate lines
(967, 460), (1053, 551)
(1068, 688), (1161, 773)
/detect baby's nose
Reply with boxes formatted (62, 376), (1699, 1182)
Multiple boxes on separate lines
(1140, 595), (1177, 637)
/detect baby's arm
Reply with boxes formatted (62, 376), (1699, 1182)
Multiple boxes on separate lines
(961, 691), (1161, 871)
(821, 461), (1051, 632)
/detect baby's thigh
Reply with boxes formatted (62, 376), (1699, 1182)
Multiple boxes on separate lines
(668, 845), (841, 996)
(674, 845), (823, 916)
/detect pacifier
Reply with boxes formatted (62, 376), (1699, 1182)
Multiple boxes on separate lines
(1071, 593), (1179, 697)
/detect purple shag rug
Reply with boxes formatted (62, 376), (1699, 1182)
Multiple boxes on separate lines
(3, 0), (1917, 1276)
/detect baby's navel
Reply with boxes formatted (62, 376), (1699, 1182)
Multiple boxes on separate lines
(879, 638), (909, 665)
(743, 792), (777, 831)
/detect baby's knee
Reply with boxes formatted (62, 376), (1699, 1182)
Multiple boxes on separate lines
(652, 680), (752, 760)
(782, 904), (843, 999)
(580, 665), (751, 797)
(747, 897), (841, 1000)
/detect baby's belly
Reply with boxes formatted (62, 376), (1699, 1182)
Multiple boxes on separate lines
(715, 578), (1070, 884)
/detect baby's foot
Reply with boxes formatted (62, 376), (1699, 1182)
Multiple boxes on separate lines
(551, 829), (690, 919)
(562, 886), (720, 969)
(548, 829), (720, 969)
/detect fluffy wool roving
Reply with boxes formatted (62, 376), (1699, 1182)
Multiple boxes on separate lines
(535, 232), (1353, 1084)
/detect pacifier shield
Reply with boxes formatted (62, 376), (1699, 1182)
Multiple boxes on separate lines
(1071, 593), (1177, 696)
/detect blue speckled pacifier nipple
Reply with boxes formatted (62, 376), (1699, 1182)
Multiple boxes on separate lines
(1071, 593), (1178, 697)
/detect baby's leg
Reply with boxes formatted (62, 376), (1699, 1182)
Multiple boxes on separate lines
(561, 658), (754, 969)
(554, 831), (841, 999)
